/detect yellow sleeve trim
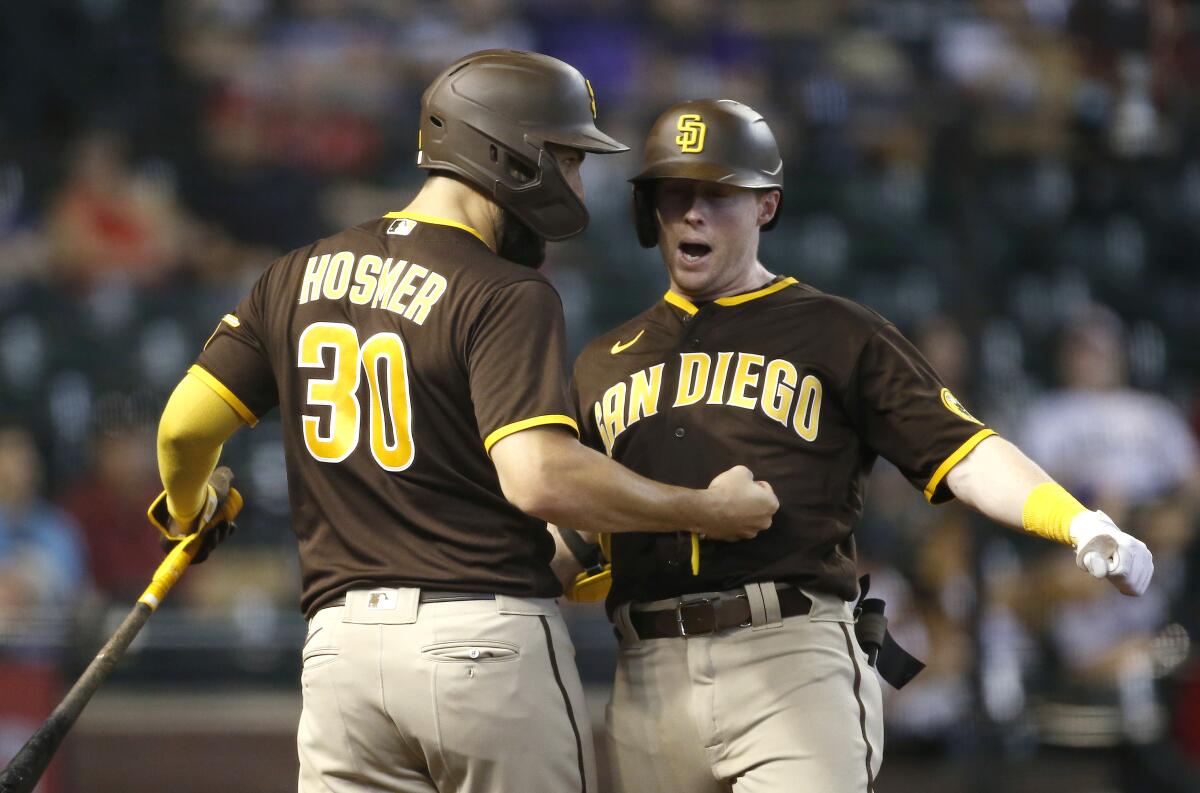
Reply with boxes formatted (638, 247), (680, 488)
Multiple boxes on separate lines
(923, 428), (997, 502)
(188, 365), (259, 427)
(714, 277), (798, 306)
(383, 211), (487, 246)
(484, 414), (580, 454)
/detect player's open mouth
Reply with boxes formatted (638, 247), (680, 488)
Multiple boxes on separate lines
(678, 242), (712, 264)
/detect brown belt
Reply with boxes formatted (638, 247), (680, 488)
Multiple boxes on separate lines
(629, 586), (812, 639)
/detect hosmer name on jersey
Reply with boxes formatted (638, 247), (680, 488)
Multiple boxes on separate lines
(298, 251), (448, 325)
(592, 352), (822, 453)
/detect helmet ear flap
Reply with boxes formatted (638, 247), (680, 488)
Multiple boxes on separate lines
(632, 184), (658, 248)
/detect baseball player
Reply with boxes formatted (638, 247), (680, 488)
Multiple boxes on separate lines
(558, 99), (1155, 793)
(149, 58), (779, 793)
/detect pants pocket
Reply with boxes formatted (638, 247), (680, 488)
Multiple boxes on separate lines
(301, 613), (342, 672)
(420, 640), (520, 662)
(302, 648), (339, 671)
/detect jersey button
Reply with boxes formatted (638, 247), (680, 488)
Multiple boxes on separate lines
(690, 338), (701, 347)
(674, 427), (686, 438)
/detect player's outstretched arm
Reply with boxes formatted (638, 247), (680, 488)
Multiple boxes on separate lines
(944, 434), (1153, 596)
(491, 426), (778, 540)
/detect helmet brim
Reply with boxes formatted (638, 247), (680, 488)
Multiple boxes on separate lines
(537, 124), (630, 154)
(630, 160), (782, 189)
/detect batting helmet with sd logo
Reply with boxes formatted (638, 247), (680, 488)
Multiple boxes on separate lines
(631, 99), (783, 247)
(418, 49), (628, 241)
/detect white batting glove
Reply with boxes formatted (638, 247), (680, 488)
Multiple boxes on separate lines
(1068, 510), (1154, 596)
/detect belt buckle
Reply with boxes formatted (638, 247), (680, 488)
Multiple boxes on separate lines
(735, 592), (752, 628)
(675, 596), (716, 638)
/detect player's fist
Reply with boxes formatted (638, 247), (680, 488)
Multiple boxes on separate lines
(1069, 510), (1153, 597)
(147, 467), (243, 565)
(700, 465), (779, 541)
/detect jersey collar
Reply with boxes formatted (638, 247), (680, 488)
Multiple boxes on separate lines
(664, 276), (798, 316)
(383, 211), (489, 247)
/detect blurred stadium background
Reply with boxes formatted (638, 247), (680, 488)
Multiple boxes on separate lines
(2, 0), (1200, 791)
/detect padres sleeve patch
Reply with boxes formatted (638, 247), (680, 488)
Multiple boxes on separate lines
(940, 388), (982, 425)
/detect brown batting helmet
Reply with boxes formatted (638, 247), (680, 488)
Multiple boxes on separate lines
(630, 99), (783, 247)
(418, 50), (628, 241)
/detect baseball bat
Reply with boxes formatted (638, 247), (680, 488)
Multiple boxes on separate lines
(0, 487), (242, 793)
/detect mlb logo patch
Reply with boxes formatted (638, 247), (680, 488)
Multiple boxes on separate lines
(387, 218), (416, 236)
(367, 590), (397, 610)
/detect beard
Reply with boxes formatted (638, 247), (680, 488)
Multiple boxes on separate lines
(497, 209), (546, 268)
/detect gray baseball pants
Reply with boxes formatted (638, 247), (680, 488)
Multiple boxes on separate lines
(606, 585), (884, 793)
(297, 588), (595, 793)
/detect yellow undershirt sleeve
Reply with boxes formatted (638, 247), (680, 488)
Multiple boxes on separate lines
(157, 373), (245, 522)
(1021, 482), (1087, 546)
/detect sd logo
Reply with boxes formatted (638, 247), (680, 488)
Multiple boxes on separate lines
(675, 114), (706, 153)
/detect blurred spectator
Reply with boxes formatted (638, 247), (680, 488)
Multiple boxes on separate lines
(177, 84), (332, 250)
(45, 132), (185, 290)
(915, 314), (973, 394)
(529, 0), (646, 106)
(1017, 305), (1197, 765)
(60, 420), (163, 602)
(0, 155), (46, 286)
(402, 0), (536, 84)
(0, 422), (85, 619)
(1020, 304), (1198, 512)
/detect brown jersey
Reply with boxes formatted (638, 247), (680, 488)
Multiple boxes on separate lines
(571, 276), (994, 606)
(194, 212), (578, 617)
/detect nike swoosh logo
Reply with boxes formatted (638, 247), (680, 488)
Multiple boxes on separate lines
(610, 330), (645, 355)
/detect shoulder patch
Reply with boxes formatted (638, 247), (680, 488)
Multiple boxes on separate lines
(941, 388), (982, 425)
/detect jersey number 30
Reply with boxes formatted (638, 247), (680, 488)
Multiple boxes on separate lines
(298, 321), (414, 471)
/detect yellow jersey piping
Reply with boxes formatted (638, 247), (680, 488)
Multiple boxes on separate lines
(188, 365), (259, 427)
(664, 276), (798, 314)
(484, 414), (580, 454)
(715, 276), (798, 305)
(383, 211), (488, 246)
(923, 428), (997, 502)
(664, 291), (699, 315)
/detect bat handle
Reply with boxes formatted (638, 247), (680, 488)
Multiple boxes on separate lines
(139, 531), (203, 610)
